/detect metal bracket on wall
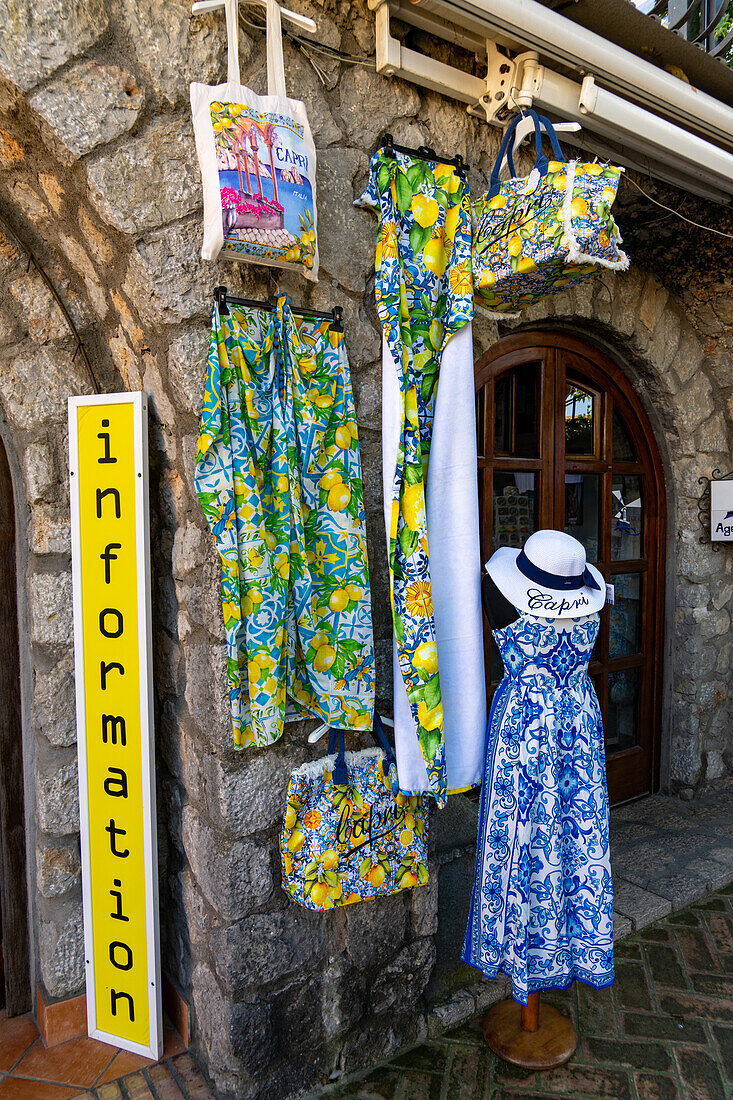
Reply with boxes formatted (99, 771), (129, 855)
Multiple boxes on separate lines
(697, 469), (733, 552)
(367, 0), (733, 203)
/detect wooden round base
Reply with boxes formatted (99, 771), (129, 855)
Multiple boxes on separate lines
(482, 998), (577, 1070)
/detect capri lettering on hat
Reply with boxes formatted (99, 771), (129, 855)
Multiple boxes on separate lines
(526, 588), (591, 616)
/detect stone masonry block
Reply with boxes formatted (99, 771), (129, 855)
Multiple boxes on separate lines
(87, 118), (201, 234)
(167, 325), (209, 414)
(24, 441), (55, 503)
(202, 743), (309, 838)
(32, 654), (77, 747)
(182, 803), (273, 922)
(0, 0), (108, 92)
(36, 840), (81, 898)
(0, 346), (88, 429)
(30, 572), (73, 646)
(338, 68), (420, 147)
(346, 891), (408, 969)
(119, 0), (230, 107)
(30, 61), (143, 159)
(36, 756), (79, 836)
(212, 909), (325, 995)
(38, 897), (84, 998)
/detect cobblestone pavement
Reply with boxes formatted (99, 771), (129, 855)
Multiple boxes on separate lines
(324, 885), (733, 1100)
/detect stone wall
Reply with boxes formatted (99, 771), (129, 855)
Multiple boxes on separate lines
(0, 1), (730, 1097)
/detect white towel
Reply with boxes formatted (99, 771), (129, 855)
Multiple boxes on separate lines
(382, 323), (486, 795)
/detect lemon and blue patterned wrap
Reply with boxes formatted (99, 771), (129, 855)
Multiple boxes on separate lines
(281, 717), (429, 910)
(356, 150), (474, 809)
(195, 296), (375, 748)
(472, 110), (628, 316)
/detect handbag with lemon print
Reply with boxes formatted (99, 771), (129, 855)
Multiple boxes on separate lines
(472, 110), (628, 316)
(281, 714), (429, 910)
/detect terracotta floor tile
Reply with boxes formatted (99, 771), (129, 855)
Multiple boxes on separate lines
(0, 1011), (40, 1072)
(0, 1079), (82, 1099)
(95, 1048), (153, 1085)
(14, 1033), (117, 1088)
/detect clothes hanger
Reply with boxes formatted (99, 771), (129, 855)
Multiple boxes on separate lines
(214, 286), (344, 330)
(191, 0), (317, 35)
(380, 133), (468, 176)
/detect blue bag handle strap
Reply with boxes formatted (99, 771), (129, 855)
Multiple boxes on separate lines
(326, 713), (396, 786)
(327, 727), (349, 786)
(488, 110), (540, 198)
(371, 712), (396, 770)
(536, 115), (564, 169)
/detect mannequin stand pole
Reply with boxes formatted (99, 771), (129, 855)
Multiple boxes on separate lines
(483, 991), (577, 1070)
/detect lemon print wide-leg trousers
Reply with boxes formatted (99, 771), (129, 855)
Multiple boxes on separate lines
(195, 296), (375, 748)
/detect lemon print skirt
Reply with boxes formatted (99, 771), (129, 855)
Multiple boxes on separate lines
(195, 295), (375, 748)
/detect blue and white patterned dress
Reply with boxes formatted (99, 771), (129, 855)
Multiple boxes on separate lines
(462, 611), (614, 1003)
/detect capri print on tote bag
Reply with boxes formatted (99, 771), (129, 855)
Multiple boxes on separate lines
(195, 296), (374, 749)
(211, 101), (317, 270)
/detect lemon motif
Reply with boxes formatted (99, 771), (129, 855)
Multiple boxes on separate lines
(435, 165), (460, 193)
(443, 203), (460, 243)
(329, 588), (349, 612)
(487, 194), (507, 210)
(413, 641), (438, 675)
(508, 235), (523, 258)
(287, 828), (305, 852)
(334, 425), (351, 450)
(314, 644), (336, 673)
(571, 197), (589, 218)
(517, 256), (538, 273)
(328, 483), (351, 512)
(322, 850), (339, 870)
(319, 470), (341, 491)
(400, 482), (426, 532)
(429, 319), (444, 349)
(423, 234), (447, 276)
(417, 699), (443, 731)
(345, 584), (362, 602)
(410, 194), (440, 228)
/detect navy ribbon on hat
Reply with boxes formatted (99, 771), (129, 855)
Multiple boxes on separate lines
(516, 548), (601, 592)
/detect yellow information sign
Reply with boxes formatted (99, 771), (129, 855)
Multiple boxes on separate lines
(69, 393), (161, 1059)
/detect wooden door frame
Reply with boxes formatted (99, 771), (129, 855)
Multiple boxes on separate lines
(0, 435), (31, 1014)
(475, 329), (667, 801)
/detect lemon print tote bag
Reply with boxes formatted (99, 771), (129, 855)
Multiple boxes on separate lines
(281, 716), (429, 910)
(191, 0), (319, 278)
(472, 110), (628, 316)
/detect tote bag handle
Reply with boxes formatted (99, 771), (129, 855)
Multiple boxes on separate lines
(326, 714), (397, 787)
(224, 0), (287, 96)
(487, 109), (565, 198)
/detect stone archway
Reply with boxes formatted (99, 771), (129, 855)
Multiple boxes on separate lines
(0, 430), (30, 1014)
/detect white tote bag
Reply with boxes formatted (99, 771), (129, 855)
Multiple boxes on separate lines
(190, 0), (319, 279)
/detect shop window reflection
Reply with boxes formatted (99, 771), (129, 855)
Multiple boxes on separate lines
(607, 668), (639, 752)
(565, 383), (596, 456)
(611, 475), (643, 560)
(564, 473), (599, 562)
(493, 471), (536, 549)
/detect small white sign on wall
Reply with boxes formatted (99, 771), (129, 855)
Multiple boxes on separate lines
(711, 479), (733, 541)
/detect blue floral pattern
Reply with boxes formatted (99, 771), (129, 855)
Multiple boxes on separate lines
(462, 612), (613, 1003)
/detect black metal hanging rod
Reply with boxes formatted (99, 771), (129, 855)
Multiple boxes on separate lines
(380, 133), (468, 175)
(214, 286), (343, 331)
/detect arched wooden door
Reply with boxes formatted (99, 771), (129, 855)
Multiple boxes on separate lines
(475, 331), (665, 805)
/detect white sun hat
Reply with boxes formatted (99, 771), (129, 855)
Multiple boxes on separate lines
(486, 529), (606, 620)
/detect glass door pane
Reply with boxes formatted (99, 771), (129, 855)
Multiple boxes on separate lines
(493, 471), (536, 548)
(564, 473), (600, 562)
(611, 475), (643, 560)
